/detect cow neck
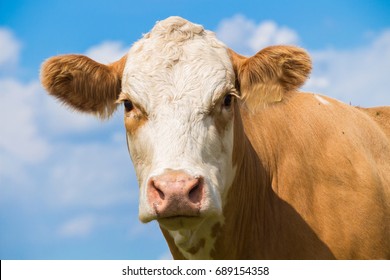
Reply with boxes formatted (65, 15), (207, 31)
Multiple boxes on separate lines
(209, 104), (273, 259)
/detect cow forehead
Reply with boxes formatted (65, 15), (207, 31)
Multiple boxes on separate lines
(121, 17), (235, 109)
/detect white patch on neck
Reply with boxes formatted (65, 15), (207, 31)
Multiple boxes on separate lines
(168, 216), (223, 260)
(314, 94), (330, 105)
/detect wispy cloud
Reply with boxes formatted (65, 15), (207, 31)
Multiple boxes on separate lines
(57, 214), (100, 238)
(45, 141), (137, 209)
(305, 29), (390, 106)
(0, 79), (50, 164)
(0, 27), (43, 181)
(215, 14), (299, 55)
(0, 27), (21, 70)
(85, 41), (128, 64)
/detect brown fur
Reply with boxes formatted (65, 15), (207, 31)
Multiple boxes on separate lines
(209, 93), (390, 259)
(358, 106), (390, 139)
(40, 54), (127, 118)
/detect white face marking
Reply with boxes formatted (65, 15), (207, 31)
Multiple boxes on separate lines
(120, 17), (236, 256)
(314, 94), (331, 105)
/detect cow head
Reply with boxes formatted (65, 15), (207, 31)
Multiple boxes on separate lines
(41, 17), (311, 234)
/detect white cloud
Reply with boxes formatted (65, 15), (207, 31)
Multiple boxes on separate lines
(45, 141), (137, 209)
(58, 214), (102, 238)
(304, 29), (390, 106)
(0, 79), (50, 164)
(39, 93), (113, 136)
(215, 14), (257, 54)
(0, 27), (21, 69)
(248, 21), (299, 52)
(215, 14), (299, 55)
(85, 41), (128, 64)
(0, 78), (53, 198)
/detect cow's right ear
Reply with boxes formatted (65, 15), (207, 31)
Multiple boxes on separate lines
(40, 54), (127, 119)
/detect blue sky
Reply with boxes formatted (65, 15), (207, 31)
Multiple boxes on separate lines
(0, 0), (389, 259)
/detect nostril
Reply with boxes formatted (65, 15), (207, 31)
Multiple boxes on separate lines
(188, 180), (203, 203)
(155, 186), (165, 200)
(148, 178), (166, 202)
(189, 183), (199, 196)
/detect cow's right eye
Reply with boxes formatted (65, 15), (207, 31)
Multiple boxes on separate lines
(124, 100), (134, 112)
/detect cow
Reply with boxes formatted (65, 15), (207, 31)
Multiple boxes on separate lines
(40, 16), (390, 259)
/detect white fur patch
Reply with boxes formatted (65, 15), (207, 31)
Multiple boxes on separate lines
(168, 215), (224, 259)
(121, 16), (237, 238)
(314, 94), (330, 105)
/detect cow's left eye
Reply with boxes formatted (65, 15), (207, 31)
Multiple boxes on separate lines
(223, 94), (233, 107)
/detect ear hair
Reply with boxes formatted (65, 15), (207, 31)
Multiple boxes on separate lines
(229, 46), (311, 109)
(40, 54), (127, 119)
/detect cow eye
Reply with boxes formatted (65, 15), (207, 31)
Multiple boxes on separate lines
(124, 100), (134, 112)
(223, 94), (233, 107)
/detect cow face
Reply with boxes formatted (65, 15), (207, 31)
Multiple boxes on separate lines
(40, 16), (311, 234)
(119, 18), (237, 229)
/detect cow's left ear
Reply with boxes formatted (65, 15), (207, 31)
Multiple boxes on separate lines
(229, 46), (311, 109)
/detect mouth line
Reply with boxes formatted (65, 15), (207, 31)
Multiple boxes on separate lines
(154, 205), (201, 220)
(157, 215), (200, 221)
(157, 215), (204, 230)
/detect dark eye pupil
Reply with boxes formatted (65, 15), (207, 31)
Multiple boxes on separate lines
(223, 94), (233, 107)
(124, 100), (133, 111)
